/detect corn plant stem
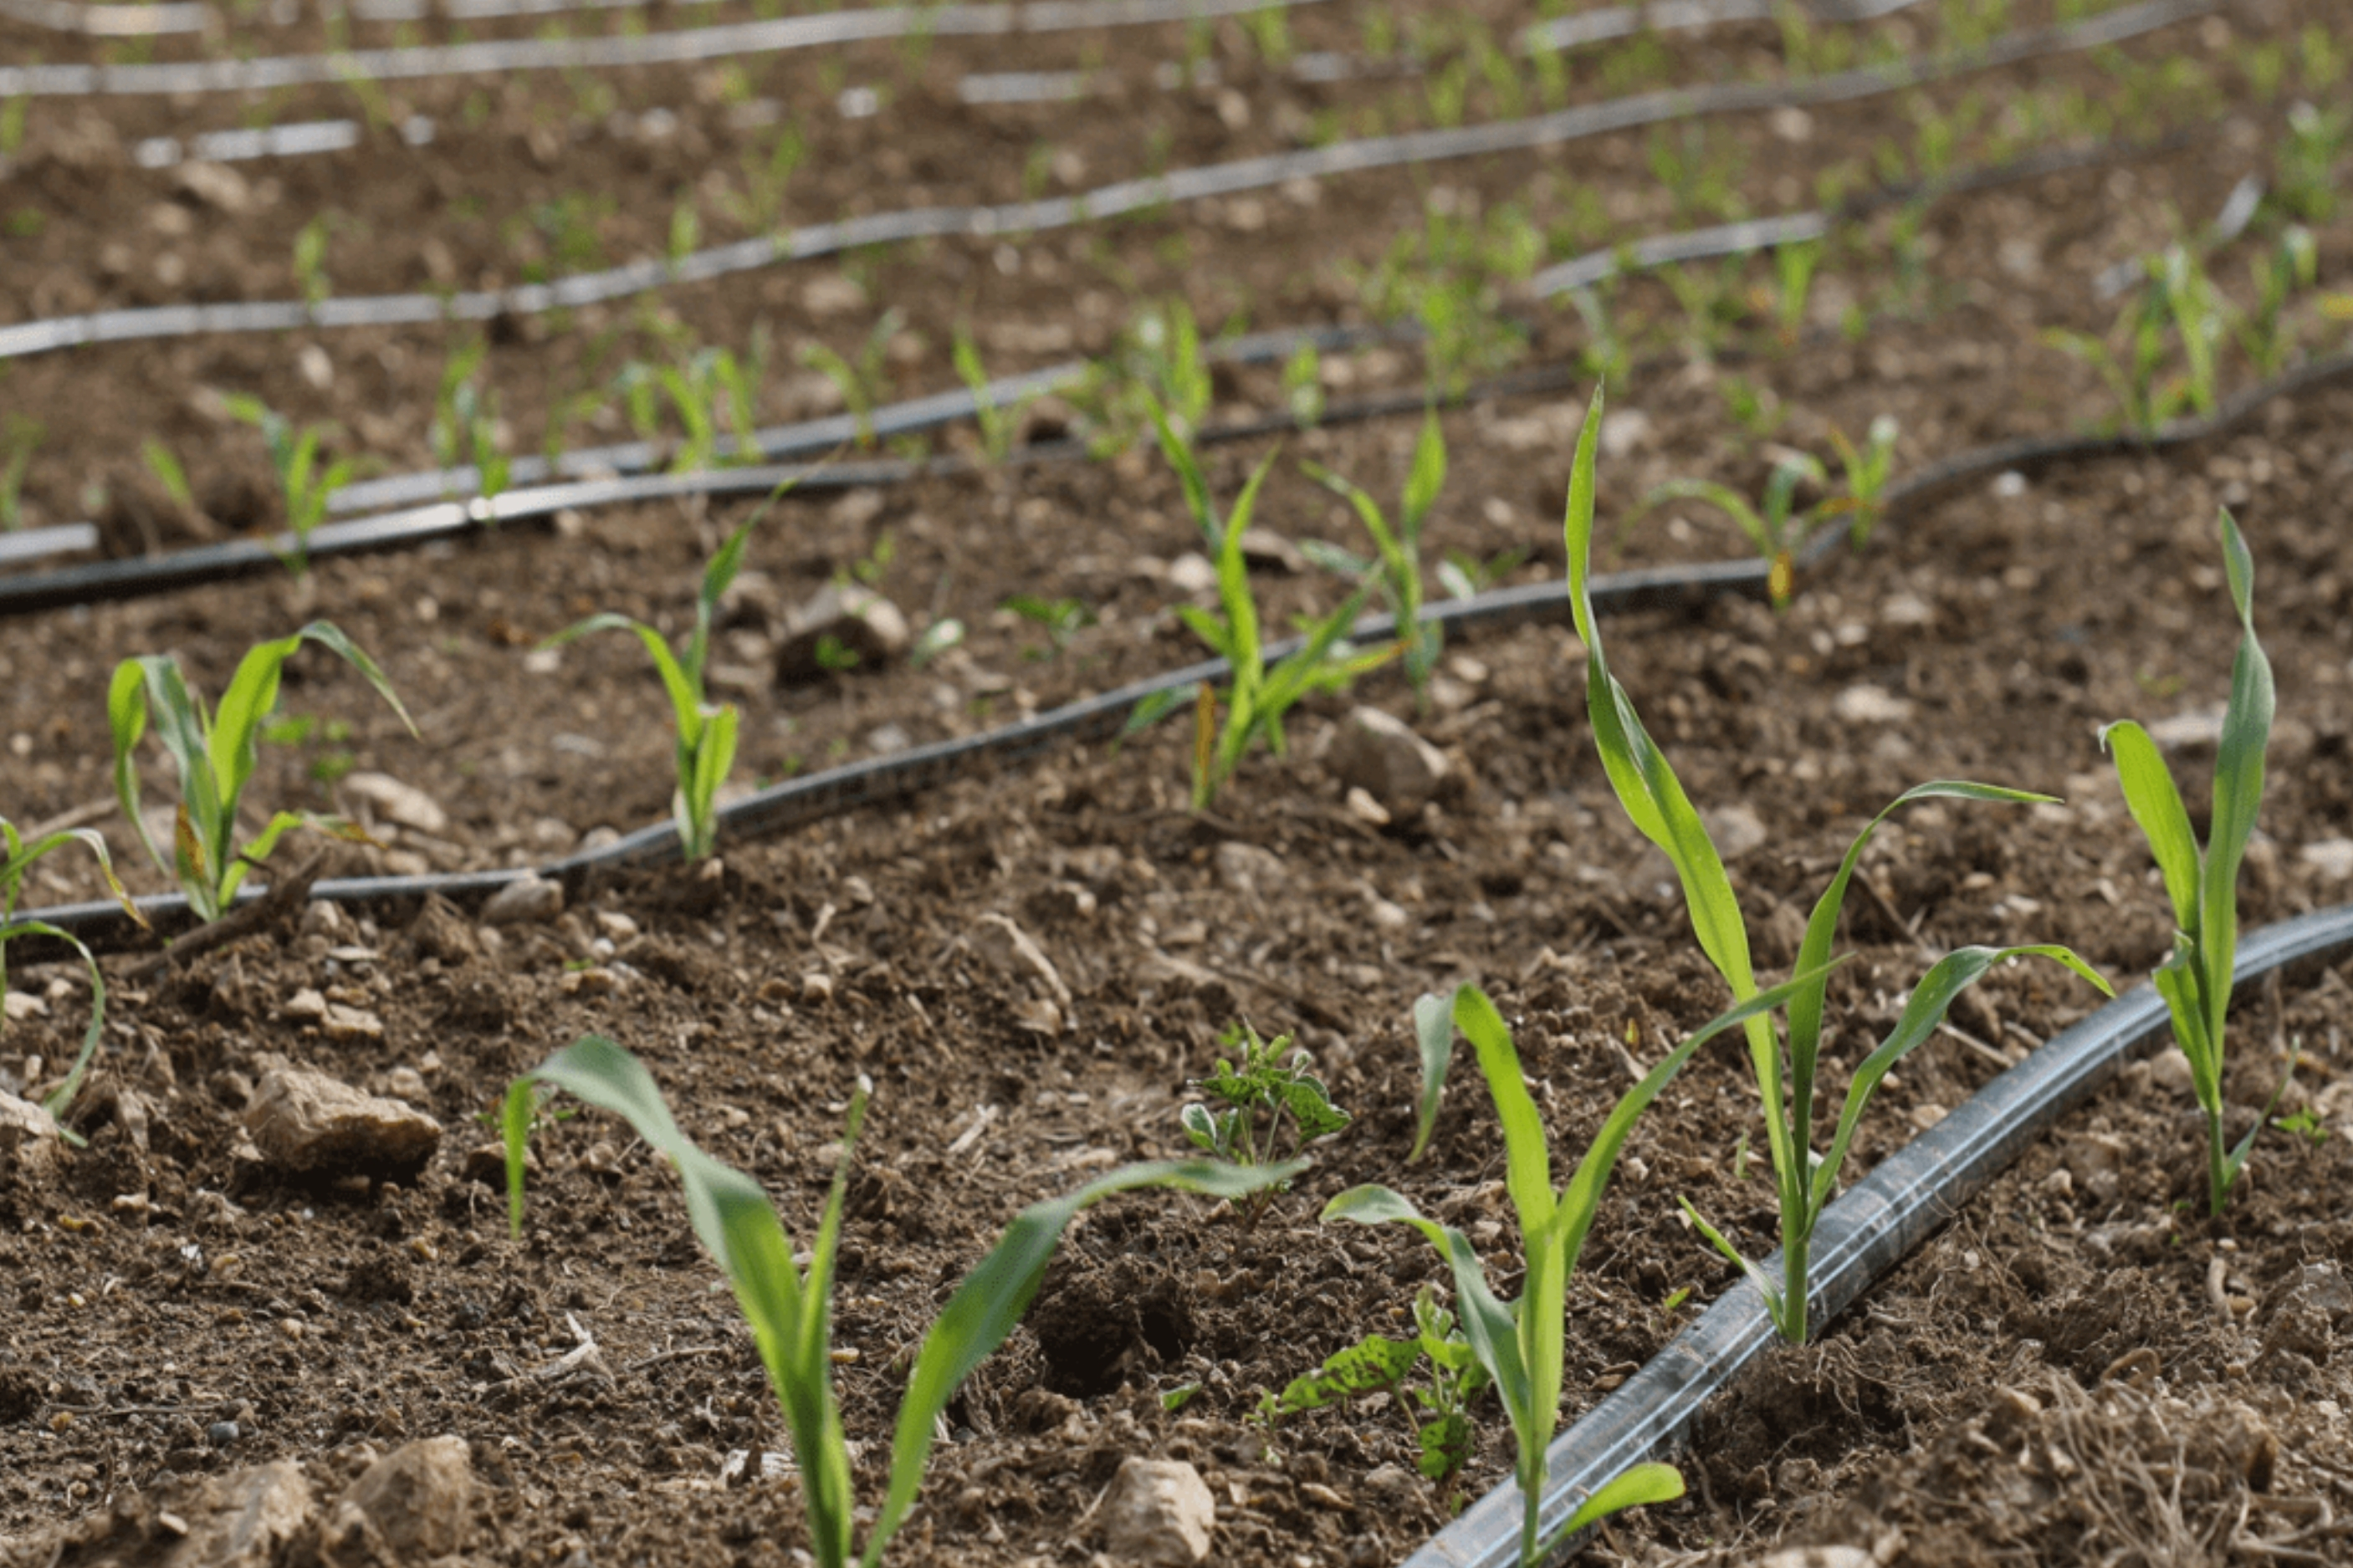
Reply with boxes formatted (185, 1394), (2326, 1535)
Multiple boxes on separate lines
(0, 0), (2217, 361)
(1409, 901), (2353, 1568)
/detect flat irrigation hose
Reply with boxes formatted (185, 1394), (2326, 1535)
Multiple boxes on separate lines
(13, 334), (2353, 940)
(1414, 901), (2353, 1568)
(0, 0), (2217, 362)
(0, 0), (1336, 96)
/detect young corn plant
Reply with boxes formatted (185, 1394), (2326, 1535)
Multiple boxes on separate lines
(1824, 415), (1900, 552)
(2, 816), (146, 1131)
(1563, 384), (2110, 1343)
(1179, 1020), (1350, 1228)
(951, 325), (1041, 466)
(1329, 977), (1825, 1565)
(108, 624), (416, 922)
(799, 309), (905, 450)
(1125, 410), (1394, 810)
(222, 395), (356, 573)
(1301, 410), (1448, 702)
(430, 340), (509, 502)
(2101, 509), (2279, 1216)
(1634, 451), (1827, 610)
(0, 416), (38, 529)
(543, 505), (770, 861)
(504, 1034), (1302, 1568)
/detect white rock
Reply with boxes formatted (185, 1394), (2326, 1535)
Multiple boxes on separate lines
(2299, 839), (2353, 881)
(1212, 840), (1285, 900)
(964, 914), (1072, 1014)
(1329, 707), (1449, 814)
(341, 772), (448, 835)
(1833, 683), (1915, 725)
(1099, 1457), (1215, 1566)
(4, 991), (48, 1023)
(1237, 528), (1305, 574)
(1744, 1550), (1874, 1568)
(243, 1067), (442, 1178)
(1703, 803), (1768, 861)
(321, 1004), (384, 1043)
(480, 875), (564, 927)
(2148, 1047), (2194, 1094)
(0, 1090), (60, 1178)
(774, 583), (912, 682)
(1164, 553), (1218, 595)
(322, 1435), (473, 1562)
(1880, 592), (1934, 627)
(1598, 407), (1654, 459)
(283, 987), (330, 1022)
(2144, 706), (2227, 753)
(1344, 786), (1391, 826)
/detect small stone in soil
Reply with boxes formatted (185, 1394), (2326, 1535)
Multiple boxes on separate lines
(480, 875), (564, 927)
(1099, 1457), (1215, 1566)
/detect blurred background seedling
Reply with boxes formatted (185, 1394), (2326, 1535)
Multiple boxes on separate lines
(1302, 410), (1448, 704)
(1635, 450), (1825, 609)
(221, 395), (356, 574)
(1000, 595), (1095, 661)
(2, 815), (145, 1137)
(800, 309), (906, 450)
(0, 416), (39, 530)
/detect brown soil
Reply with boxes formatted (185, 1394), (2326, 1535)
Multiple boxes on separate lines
(3, 1), (2352, 1565)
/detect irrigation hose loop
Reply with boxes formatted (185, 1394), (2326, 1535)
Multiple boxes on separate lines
(1414, 901), (2353, 1568)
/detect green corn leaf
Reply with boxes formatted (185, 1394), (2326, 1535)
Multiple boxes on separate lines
(2202, 509), (2272, 1054)
(2101, 721), (2201, 932)
(1319, 1184), (1532, 1441)
(1552, 1462), (1686, 1545)
(1150, 403), (1219, 547)
(1408, 990), (1454, 1162)
(1547, 965), (1839, 1276)
(1786, 783), (2058, 1117)
(867, 1156), (1306, 1568)
(1171, 605), (1233, 661)
(1402, 410), (1447, 534)
(1811, 944), (2110, 1216)
(1121, 684), (1195, 737)
(1298, 537), (1378, 579)
(1452, 988), (1557, 1237)
(1676, 1196), (1784, 1325)
(5, 919), (108, 1128)
(1642, 478), (1774, 557)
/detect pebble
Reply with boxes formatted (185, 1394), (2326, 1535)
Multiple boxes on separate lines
(340, 772), (449, 835)
(1099, 1457), (1215, 1566)
(481, 874), (564, 927)
(2299, 838), (2353, 881)
(0, 1090), (60, 1180)
(242, 1067), (442, 1179)
(1832, 684), (1914, 725)
(325, 1435), (473, 1560)
(1211, 840), (1285, 901)
(773, 583), (912, 682)
(1328, 706), (1449, 814)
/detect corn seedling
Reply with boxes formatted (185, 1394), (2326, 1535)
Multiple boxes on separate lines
(544, 503), (775, 861)
(1333, 978), (1825, 1565)
(951, 326), (1039, 466)
(1635, 451), (1825, 609)
(1437, 544), (1527, 602)
(1825, 415), (1900, 551)
(1281, 340), (1326, 429)
(1354, 201), (1539, 396)
(2, 815), (146, 1134)
(1563, 384), (2110, 1343)
(2234, 226), (2319, 375)
(222, 396), (356, 573)
(108, 623), (416, 922)
(1179, 1020), (1350, 1228)
(431, 340), (510, 501)
(141, 439), (198, 515)
(1255, 1285), (1489, 1491)
(2101, 510), (2281, 1216)
(0, 416), (38, 529)
(503, 1034), (1302, 1568)
(2273, 100), (2347, 224)
(1001, 594), (1094, 660)
(290, 215), (334, 307)
(1301, 410), (1448, 702)
(799, 309), (904, 450)
(1767, 238), (1822, 345)
(1124, 411), (1394, 810)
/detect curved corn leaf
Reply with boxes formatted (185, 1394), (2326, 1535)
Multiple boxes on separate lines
(1552, 1461), (1685, 1545)
(1811, 944), (2110, 1217)
(2100, 720), (2200, 932)
(0, 918), (108, 1133)
(1408, 990), (1454, 1162)
(2202, 509), (2272, 1058)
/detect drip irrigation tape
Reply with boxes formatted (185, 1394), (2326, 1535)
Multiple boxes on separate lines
(0, 0), (2217, 363)
(326, 319), (1412, 515)
(0, 0), (1332, 96)
(0, 0), (207, 32)
(3, 554), (1769, 947)
(1409, 899), (2353, 1568)
(13, 335), (2350, 946)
